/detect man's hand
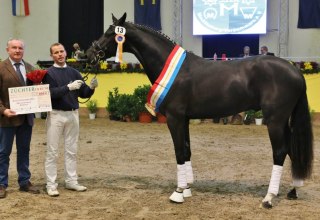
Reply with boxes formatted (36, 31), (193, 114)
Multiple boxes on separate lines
(3, 109), (17, 117)
(90, 77), (98, 89)
(67, 80), (83, 91)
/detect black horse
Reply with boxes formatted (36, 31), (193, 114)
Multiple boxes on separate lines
(86, 13), (313, 208)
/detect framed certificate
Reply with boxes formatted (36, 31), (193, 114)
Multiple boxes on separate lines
(8, 84), (52, 114)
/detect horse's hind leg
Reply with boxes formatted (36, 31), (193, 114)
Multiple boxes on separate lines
(287, 179), (304, 200)
(262, 122), (289, 209)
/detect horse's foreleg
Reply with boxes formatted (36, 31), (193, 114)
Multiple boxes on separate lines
(184, 121), (194, 198)
(167, 116), (190, 203)
(169, 164), (188, 203)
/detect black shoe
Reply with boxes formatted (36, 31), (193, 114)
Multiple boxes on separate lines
(0, 185), (7, 198)
(19, 181), (40, 194)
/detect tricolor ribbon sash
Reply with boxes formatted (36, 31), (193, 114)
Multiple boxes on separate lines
(12, 0), (30, 16)
(145, 45), (186, 116)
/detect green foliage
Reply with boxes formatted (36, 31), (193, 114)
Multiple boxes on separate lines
(86, 99), (98, 113)
(132, 84), (151, 113)
(106, 85), (152, 121)
(254, 110), (263, 118)
(243, 109), (256, 124)
(106, 87), (120, 115)
(106, 87), (139, 121)
(116, 94), (137, 120)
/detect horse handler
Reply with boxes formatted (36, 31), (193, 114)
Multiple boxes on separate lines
(42, 43), (98, 197)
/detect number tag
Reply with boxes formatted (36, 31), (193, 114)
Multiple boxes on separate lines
(115, 26), (126, 35)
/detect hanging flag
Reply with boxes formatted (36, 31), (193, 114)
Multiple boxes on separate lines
(12, 0), (30, 16)
(134, 0), (161, 31)
(298, 0), (320, 28)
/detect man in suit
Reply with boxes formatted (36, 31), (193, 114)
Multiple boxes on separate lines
(260, 46), (275, 56)
(0, 38), (40, 198)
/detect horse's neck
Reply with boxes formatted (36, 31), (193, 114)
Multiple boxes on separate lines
(126, 29), (175, 83)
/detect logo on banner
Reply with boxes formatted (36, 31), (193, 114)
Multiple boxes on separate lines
(194, 0), (266, 34)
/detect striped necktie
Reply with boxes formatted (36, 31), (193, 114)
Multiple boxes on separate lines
(14, 63), (25, 85)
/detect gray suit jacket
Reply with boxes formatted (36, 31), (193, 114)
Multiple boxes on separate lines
(0, 58), (34, 127)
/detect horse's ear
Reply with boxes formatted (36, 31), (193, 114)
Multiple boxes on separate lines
(112, 13), (117, 24)
(112, 13), (126, 25)
(117, 12), (127, 25)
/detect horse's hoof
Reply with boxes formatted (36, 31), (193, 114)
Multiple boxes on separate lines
(261, 201), (273, 209)
(169, 191), (184, 203)
(183, 187), (192, 198)
(287, 188), (298, 200)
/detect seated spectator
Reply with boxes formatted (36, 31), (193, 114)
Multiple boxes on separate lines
(260, 46), (275, 56)
(239, 46), (254, 58)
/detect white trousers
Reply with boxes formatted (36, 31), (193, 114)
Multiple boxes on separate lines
(45, 110), (80, 189)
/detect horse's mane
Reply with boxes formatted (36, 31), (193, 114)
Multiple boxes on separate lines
(127, 21), (176, 46)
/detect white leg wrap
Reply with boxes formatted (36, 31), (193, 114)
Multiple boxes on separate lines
(292, 179), (304, 188)
(267, 165), (283, 195)
(185, 161), (194, 184)
(169, 190), (184, 203)
(183, 187), (192, 198)
(177, 164), (187, 188)
(262, 192), (276, 203)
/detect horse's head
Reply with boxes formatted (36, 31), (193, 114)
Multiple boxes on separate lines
(86, 13), (127, 65)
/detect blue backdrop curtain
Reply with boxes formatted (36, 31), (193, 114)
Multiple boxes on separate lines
(298, 0), (320, 28)
(59, 0), (104, 57)
(202, 35), (259, 59)
(134, 0), (161, 31)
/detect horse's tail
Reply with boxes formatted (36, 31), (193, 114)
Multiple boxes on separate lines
(289, 89), (314, 179)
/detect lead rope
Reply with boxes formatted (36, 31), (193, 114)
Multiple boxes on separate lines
(78, 63), (99, 104)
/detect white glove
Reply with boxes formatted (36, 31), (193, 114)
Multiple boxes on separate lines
(67, 80), (83, 91)
(90, 77), (98, 89)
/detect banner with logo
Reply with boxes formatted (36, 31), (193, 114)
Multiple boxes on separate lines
(298, 0), (320, 28)
(134, 0), (161, 31)
(193, 0), (267, 35)
(12, 0), (30, 16)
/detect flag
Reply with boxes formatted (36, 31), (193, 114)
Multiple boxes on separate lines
(298, 0), (320, 28)
(12, 0), (30, 16)
(134, 0), (161, 31)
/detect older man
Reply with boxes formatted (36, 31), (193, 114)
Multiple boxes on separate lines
(0, 39), (40, 198)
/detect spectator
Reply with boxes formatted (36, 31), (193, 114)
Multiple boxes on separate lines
(239, 46), (254, 58)
(260, 46), (275, 56)
(72, 43), (85, 60)
(42, 43), (98, 197)
(0, 38), (40, 199)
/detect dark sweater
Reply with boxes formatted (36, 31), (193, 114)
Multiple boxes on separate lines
(42, 66), (94, 111)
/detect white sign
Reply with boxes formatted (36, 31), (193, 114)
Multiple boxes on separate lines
(193, 0), (267, 35)
(115, 26), (126, 35)
(8, 84), (52, 114)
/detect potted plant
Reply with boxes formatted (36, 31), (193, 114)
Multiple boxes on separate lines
(132, 84), (153, 123)
(254, 110), (263, 125)
(156, 112), (167, 123)
(243, 110), (255, 125)
(86, 99), (98, 119)
(116, 94), (137, 122)
(107, 87), (120, 120)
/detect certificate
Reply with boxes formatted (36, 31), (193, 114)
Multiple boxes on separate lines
(8, 84), (52, 114)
